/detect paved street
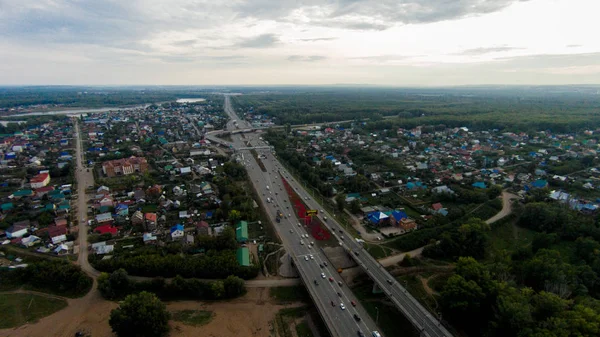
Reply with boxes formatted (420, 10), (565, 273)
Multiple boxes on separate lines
(218, 95), (380, 337)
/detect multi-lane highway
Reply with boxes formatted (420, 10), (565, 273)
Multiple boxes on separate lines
(215, 96), (379, 337)
(212, 95), (453, 337)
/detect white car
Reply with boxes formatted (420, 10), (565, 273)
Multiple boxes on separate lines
(310, 255), (314, 260)
(321, 273), (326, 278)
(297, 223), (301, 227)
(340, 303), (346, 310)
(304, 256), (309, 261)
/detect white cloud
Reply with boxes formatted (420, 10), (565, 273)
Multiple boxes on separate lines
(0, 0), (599, 85)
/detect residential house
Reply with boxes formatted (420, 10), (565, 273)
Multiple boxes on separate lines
(145, 213), (157, 231)
(236, 220), (248, 243)
(95, 212), (114, 223)
(195, 221), (211, 236)
(30, 173), (50, 189)
(143, 232), (157, 245)
(170, 224), (185, 240)
(6, 220), (29, 238)
(102, 156), (149, 177)
(131, 210), (144, 226)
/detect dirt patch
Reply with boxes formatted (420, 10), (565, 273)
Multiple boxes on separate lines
(0, 288), (299, 337)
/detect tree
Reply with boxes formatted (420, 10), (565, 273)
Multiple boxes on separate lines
(223, 275), (246, 298)
(109, 291), (171, 337)
(228, 209), (242, 222)
(98, 269), (131, 300)
(335, 193), (346, 212)
(349, 199), (361, 214)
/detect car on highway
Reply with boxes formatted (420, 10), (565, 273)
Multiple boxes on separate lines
(300, 240), (304, 245)
(319, 264), (324, 268)
(353, 314), (361, 321)
(357, 331), (365, 337)
(338, 281), (343, 286)
(340, 303), (346, 310)
(310, 255), (314, 260)
(387, 279), (393, 284)
(328, 277), (334, 282)
(304, 256), (309, 261)
(372, 331), (382, 337)
(321, 273), (326, 279)
(289, 229), (293, 233)
(337, 292), (342, 297)
(314, 280), (318, 285)
(351, 300), (356, 306)
(297, 223), (301, 227)
(330, 301), (335, 307)
(323, 261), (328, 266)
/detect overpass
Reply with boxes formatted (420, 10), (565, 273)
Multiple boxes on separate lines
(219, 94), (454, 337)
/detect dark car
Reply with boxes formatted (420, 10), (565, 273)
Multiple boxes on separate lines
(330, 301), (335, 307)
(337, 292), (342, 297)
(354, 314), (361, 321)
(387, 279), (393, 285)
(314, 280), (318, 285)
(354, 251), (360, 256)
(357, 331), (365, 337)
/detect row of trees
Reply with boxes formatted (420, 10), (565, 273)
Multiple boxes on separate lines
(99, 269), (246, 301)
(0, 260), (92, 297)
(93, 249), (259, 280)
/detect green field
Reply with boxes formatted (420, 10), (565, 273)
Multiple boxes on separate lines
(171, 309), (214, 327)
(269, 286), (310, 303)
(0, 293), (68, 329)
(364, 243), (393, 259)
(295, 320), (314, 337)
(351, 280), (419, 337)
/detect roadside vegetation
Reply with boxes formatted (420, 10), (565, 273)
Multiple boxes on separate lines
(0, 293), (68, 329)
(0, 260), (92, 297)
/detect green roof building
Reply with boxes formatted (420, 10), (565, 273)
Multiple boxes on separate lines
(237, 247), (250, 267)
(236, 220), (248, 243)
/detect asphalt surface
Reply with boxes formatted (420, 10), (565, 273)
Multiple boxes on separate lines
(218, 96), (379, 337)
(214, 95), (453, 337)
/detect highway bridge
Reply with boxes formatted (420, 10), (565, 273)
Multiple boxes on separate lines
(216, 94), (453, 337)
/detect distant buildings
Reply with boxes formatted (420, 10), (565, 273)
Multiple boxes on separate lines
(102, 157), (149, 177)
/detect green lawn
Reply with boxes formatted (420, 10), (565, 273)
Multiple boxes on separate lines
(171, 310), (214, 327)
(295, 320), (314, 337)
(141, 204), (158, 212)
(351, 280), (419, 337)
(269, 286), (310, 303)
(0, 293), (68, 329)
(364, 243), (393, 259)
(488, 220), (536, 261)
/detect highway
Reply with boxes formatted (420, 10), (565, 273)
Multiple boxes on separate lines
(211, 95), (453, 337)
(217, 96), (379, 337)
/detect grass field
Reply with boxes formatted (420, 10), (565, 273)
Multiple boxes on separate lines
(295, 320), (314, 337)
(487, 220), (536, 261)
(269, 286), (310, 303)
(364, 243), (393, 259)
(0, 293), (68, 329)
(351, 280), (419, 337)
(171, 310), (214, 327)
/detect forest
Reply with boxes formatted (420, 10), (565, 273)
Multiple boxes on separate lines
(0, 86), (218, 109)
(231, 86), (600, 132)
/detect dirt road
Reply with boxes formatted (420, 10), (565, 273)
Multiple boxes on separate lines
(485, 192), (518, 225)
(0, 288), (296, 337)
(74, 120), (100, 278)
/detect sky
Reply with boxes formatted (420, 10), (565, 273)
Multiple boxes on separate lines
(1, 0), (599, 86)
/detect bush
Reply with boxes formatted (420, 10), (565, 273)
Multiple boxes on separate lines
(109, 292), (170, 337)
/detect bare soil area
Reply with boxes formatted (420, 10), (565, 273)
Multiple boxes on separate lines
(0, 288), (297, 337)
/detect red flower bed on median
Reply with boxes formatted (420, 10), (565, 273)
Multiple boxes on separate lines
(281, 176), (331, 241)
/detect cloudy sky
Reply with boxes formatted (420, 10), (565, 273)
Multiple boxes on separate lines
(1, 0), (599, 86)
